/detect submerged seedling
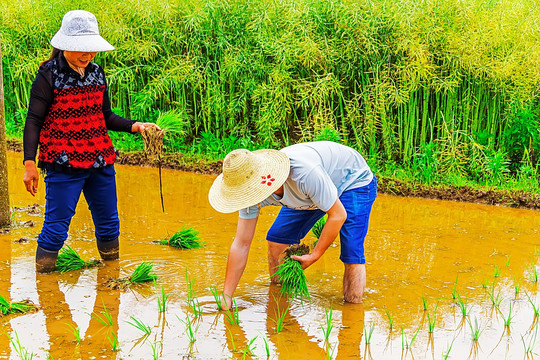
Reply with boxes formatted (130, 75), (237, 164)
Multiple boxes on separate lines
(210, 286), (222, 311)
(320, 306), (333, 342)
(105, 262), (158, 289)
(272, 244), (310, 303)
(0, 295), (38, 316)
(127, 316), (152, 335)
(385, 309), (394, 330)
(55, 245), (101, 273)
(364, 322), (375, 345)
(468, 317), (482, 341)
(159, 226), (203, 249)
(223, 296), (239, 325)
(269, 298), (289, 333)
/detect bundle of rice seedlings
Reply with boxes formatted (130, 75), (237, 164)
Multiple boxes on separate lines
(142, 126), (165, 161)
(159, 226), (203, 249)
(272, 244), (310, 303)
(0, 295), (38, 316)
(105, 261), (158, 290)
(55, 245), (102, 273)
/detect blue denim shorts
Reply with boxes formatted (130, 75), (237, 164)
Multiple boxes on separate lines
(266, 176), (377, 264)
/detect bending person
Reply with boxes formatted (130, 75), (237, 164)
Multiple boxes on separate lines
(23, 10), (160, 272)
(208, 141), (377, 308)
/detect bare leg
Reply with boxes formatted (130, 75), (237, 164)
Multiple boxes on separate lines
(343, 263), (366, 303)
(268, 241), (288, 283)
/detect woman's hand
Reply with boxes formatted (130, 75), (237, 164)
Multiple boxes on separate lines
(23, 160), (39, 196)
(131, 122), (161, 134)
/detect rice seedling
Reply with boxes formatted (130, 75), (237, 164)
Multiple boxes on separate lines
(364, 322), (375, 345)
(185, 269), (196, 301)
(528, 265), (538, 282)
(401, 326), (421, 350)
(10, 332), (34, 360)
(0, 294), (37, 316)
(156, 284), (169, 313)
(177, 314), (200, 343)
(324, 342), (337, 360)
(262, 335), (270, 357)
(487, 286), (503, 308)
(158, 226), (203, 249)
(127, 316), (152, 335)
(456, 294), (470, 317)
(150, 341), (162, 360)
(223, 296), (239, 325)
(241, 336), (257, 358)
(90, 300), (113, 326)
(521, 324), (538, 355)
(55, 245), (101, 273)
(525, 291), (540, 317)
(497, 302), (514, 328)
(320, 306), (333, 342)
(493, 264), (501, 278)
(427, 303), (438, 333)
(269, 299), (289, 333)
(442, 339), (456, 360)
(272, 244), (310, 303)
(385, 309), (394, 330)
(468, 317), (482, 341)
(210, 286), (222, 311)
(451, 276), (459, 300)
(505, 256), (511, 266)
(107, 331), (119, 351)
(142, 126), (165, 161)
(187, 298), (203, 318)
(65, 323), (81, 344)
(105, 261), (158, 289)
(421, 294), (428, 311)
(310, 215), (326, 243)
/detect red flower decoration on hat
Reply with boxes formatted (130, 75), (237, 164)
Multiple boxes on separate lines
(261, 174), (275, 186)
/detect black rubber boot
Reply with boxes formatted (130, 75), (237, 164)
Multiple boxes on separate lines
(35, 246), (59, 273)
(97, 238), (119, 260)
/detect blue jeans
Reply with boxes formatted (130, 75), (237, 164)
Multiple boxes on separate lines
(38, 165), (120, 251)
(266, 176), (377, 264)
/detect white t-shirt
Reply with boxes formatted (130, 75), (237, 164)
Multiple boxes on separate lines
(239, 141), (373, 219)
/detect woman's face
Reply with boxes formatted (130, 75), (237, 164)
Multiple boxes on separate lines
(63, 51), (97, 69)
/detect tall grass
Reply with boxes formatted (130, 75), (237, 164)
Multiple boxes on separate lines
(1, 0), (539, 189)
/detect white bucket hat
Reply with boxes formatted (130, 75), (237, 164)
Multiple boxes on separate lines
(208, 149), (290, 213)
(50, 10), (114, 52)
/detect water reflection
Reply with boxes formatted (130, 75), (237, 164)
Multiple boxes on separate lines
(1, 151), (540, 359)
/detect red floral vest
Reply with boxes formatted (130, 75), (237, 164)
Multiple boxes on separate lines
(38, 59), (116, 169)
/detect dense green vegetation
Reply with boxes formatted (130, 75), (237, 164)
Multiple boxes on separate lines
(1, 0), (539, 192)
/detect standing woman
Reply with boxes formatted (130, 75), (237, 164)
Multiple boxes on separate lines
(23, 10), (159, 272)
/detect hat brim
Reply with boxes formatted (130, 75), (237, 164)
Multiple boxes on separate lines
(208, 149), (290, 213)
(50, 32), (114, 52)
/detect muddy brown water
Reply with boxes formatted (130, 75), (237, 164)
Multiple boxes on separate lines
(1, 151), (539, 359)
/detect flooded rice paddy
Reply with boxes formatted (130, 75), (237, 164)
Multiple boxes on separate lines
(1, 151), (540, 359)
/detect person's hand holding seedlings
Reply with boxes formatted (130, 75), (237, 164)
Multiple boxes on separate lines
(290, 199), (347, 269)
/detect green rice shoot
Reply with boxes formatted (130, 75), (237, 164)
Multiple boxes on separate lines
(0, 294), (38, 316)
(272, 244), (310, 303)
(159, 226), (203, 249)
(311, 216), (327, 247)
(105, 261), (158, 290)
(55, 245), (102, 273)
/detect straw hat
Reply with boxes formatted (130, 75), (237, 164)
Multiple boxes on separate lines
(208, 149), (290, 213)
(50, 10), (114, 52)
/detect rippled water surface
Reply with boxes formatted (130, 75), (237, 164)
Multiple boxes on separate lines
(1, 151), (539, 359)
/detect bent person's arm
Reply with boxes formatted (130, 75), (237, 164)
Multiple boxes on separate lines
(221, 217), (259, 309)
(292, 198), (347, 269)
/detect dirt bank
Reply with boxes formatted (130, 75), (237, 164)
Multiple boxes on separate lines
(8, 138), (539, 210)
